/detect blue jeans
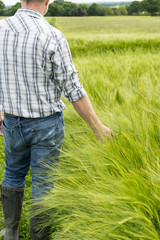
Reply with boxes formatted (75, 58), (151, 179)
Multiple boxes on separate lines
(2, 112), (64, 199)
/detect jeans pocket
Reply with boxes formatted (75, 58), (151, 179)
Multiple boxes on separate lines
(2, 120), (14, 152)
(31, 122), (60, 148)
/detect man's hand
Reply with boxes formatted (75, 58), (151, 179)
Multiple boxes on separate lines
(92, 124), (113, 141)
(0, 111), (4, 137)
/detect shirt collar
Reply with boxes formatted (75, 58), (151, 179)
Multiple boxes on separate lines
(15, 8), (44, 20)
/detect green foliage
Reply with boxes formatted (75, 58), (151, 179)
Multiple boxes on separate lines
(47, 3), (64, 17)
(0, 0), (5, 16)
(47, 1), (78, 16)
(54, 0), (64, 5)
(88, 3), (102, 16)
(112, 7), (121, 16)
(78, 4), (89, 16)
(63, 2), (78, 17)
(119, 6), (128, 15)
(87, 4), (128, 16)
(142, 0), (160, 15)
(127, 1), (142, 15)
(46, 2), (128, 17)
(127, 0), (160, 16)
(4, 3), (21, 16)
(105, 7), (114, 16)
(0, 1), (129, 17)
(0, 0), (4, 9)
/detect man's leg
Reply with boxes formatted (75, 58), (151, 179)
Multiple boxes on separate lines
(29, 112), (64, 240)
(1, 116), (31, 240)
(1, 148), (30, 240)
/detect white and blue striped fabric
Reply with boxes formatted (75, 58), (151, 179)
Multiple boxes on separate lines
(0, 8), (86, 118)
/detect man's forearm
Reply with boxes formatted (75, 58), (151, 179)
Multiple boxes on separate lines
(71, 94), (113, 139)
(71, 94), (102, 130)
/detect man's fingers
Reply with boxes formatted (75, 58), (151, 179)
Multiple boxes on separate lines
(93, 125), (113, 142)
(104, 126), (113, 138)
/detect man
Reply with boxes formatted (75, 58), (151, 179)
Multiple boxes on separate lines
(0, 0), (113, 239)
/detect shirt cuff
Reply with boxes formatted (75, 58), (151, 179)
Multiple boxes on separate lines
(66, 87), (87, 102)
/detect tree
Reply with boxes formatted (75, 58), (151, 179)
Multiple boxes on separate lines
(77, 7), (84, 16)
(112, 7), (120, 16)
(141, 0), (160, 15)
(47, 3), (64, 16)
(4, 3), (21, 16)
(105, 7), (114, 16)
(98, 6), (114, 16)
(119, 6), (128, 15)
(63, 2), (78, 16)
(127, 1), (142, 15)
(88, 3), (101, 16)
(0, 0), (5, 16)
(78, 4), (89, 16)
(54, 0), (64, 5)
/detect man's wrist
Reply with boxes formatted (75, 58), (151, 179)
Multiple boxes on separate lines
(90, 118), (102, 131)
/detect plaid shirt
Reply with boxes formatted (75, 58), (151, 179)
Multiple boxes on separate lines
(0, 8), (86, 118)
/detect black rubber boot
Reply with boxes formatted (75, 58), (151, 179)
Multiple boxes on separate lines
(0, 185), (24, 240)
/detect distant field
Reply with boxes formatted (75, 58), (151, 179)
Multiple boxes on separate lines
(51, 16), (160, 40)
(0, 16), (160, 240)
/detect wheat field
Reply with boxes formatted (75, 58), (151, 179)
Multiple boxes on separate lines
(0, 16), (160, 239)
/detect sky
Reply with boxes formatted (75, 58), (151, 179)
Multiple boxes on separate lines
(3, 0), (131, 6)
